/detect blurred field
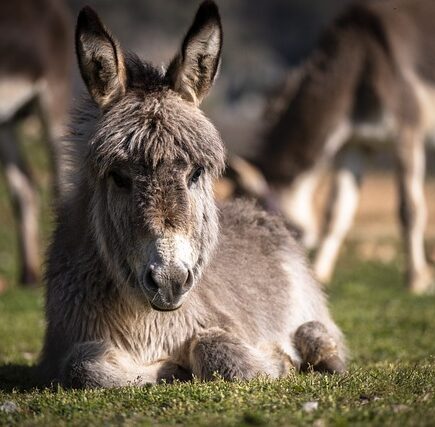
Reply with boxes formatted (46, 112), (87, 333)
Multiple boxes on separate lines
(0, 124), (434, 426)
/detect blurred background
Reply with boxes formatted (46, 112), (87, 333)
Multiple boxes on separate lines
(0, 0), (434, 288)
(66, 0), (352, 153)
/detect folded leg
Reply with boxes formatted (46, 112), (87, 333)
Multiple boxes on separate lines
(189, 327), (293, 381)
(61, 341), (190, 388)
(294, 321), (346, 374)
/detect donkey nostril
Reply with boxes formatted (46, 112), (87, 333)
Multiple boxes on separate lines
(144, 264), (193, 297)
(182, 269), (193, 291)
(145, 268), (159, 293)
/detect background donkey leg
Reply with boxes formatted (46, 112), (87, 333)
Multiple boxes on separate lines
(61, 341), (190, 388)
(189, 327), (292, 381)
(278, 162), (327, 250)
(0, 122), (39, 286)
(313, 148), (364, 284)
(396, 127), (433, 294)
(294, 321), (346, 374)
(37, 80), (70, 199)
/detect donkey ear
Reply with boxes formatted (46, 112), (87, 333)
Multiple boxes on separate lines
(75, 7), (127, 108)
(166, 1), (222, 106)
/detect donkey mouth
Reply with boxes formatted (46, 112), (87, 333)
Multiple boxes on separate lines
(140, 286), (185, 312)
(149, 301), (182, 312)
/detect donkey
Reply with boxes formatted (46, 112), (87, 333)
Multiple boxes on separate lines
(229, 0), (435, 294)
(0, 0), (72, 285)
(38, 2), (346, 388)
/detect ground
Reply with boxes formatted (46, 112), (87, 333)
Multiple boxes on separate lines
(0, 123), (434, 426)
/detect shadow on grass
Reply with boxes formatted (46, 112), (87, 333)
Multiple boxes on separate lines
(0, 364), (40, 392)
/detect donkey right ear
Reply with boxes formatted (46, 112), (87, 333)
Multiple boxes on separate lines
(75, 7), (127, 108)
(166, 1), (222, 106)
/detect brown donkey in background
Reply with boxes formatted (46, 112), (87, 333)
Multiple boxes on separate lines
(229, 0), (435, 294)
(39, 2), (345, 387)
(0, 0), (71, 285)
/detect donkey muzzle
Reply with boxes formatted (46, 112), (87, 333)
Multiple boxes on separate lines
(142, 262), (194, 311)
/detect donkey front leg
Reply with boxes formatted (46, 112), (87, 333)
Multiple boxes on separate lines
(313, 149), (364, 284)
(61, 341), (190, 388)
(189, 328), (292, 381)
(396, 128), (433, 294)
(294, 321), (346, 374)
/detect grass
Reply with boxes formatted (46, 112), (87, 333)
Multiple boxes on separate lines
(0, 127), (434, 426)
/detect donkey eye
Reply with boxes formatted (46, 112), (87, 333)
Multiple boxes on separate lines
(109, 170), (132, 190)
(189, 167), (204, 186)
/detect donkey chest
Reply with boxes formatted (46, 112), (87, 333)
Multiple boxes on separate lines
(117, 310), (207, 363)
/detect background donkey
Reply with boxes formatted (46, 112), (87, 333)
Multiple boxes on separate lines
(39, 2), (345, 388)
(0, 0), (72, 286)
(228, 0), (435, 294)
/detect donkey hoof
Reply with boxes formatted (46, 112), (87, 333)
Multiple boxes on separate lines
(409, 269), (435, 295)
(314, 354), (346, 374)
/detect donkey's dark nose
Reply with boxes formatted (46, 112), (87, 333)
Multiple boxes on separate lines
(144, 263), (193, 308)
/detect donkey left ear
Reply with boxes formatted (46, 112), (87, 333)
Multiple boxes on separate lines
(166, 1), (222, 106)
(75, 6), (127, 109)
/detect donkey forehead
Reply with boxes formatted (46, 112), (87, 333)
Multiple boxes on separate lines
(91, 92), (225, 176)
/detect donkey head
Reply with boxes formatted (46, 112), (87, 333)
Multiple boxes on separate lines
(75, 1), (224, 311)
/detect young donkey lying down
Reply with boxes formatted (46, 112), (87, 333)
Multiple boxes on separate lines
(39, 2), (346, 388)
